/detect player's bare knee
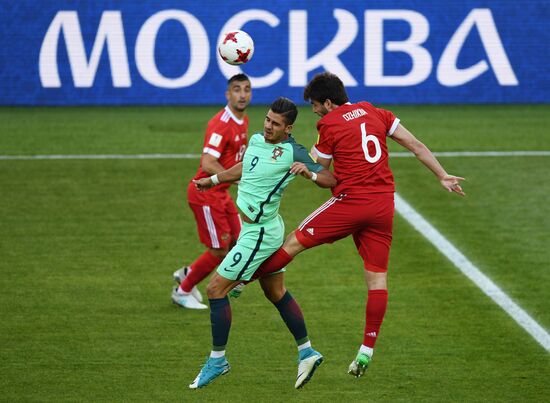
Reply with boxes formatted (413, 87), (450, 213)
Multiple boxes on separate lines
(365, 270), (387, 290)
(260, 275), (286, 302)
(263, 286), (286, 303)
(206, 276), (224, 299)
(283, 232), (306, 256)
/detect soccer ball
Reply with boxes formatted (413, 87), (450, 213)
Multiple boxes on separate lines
(218, 30), (254, 65)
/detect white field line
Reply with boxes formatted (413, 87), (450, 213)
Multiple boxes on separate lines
(0, 150), (549, 160)
(395, 193), (550, 353)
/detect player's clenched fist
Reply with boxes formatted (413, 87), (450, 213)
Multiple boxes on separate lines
(193, 178), (215, 191)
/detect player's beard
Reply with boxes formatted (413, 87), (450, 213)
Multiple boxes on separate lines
(232, 100), (248, 113)
(317, 106), (329, 117)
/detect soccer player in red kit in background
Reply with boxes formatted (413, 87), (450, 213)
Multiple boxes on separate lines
(172, 74), (251, 309)
(244, 71), (465, 376)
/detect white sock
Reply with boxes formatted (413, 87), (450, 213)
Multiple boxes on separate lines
(210, 350), (225, 359)
(177, 286), (189, 295)
(297, 341), (311, 351)
(359, 345), (374, 358)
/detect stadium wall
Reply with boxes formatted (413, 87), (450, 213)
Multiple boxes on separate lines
(0, 0), (548, 105)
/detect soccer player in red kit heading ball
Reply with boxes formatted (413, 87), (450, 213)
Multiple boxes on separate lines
(238, 71), (465, 377)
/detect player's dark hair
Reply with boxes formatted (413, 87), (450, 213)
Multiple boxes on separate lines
(228, 73), (250, 87)
(303, 72), (349, 105)
(270, 97), (298, 125)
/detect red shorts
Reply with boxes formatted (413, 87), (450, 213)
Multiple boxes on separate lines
(187, 182), (241, 249)
(295, 193), (394, 272)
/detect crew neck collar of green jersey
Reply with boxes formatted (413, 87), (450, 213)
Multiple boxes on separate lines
(282, 134), (295, 143)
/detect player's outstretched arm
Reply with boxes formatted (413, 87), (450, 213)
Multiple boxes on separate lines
(391, 124), (466, 196)
(290, 162), (336, 188)
(193, 162), (243, 191)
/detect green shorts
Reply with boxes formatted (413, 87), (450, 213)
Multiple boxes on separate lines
(217, 214), (285, 281)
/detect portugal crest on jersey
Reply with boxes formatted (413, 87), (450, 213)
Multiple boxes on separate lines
(272, 146), (284, 160)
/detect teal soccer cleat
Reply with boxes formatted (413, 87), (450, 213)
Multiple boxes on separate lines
(189, 356), (230, 389)
(348, 352), (371, 378)
(295, 348), (324, 389)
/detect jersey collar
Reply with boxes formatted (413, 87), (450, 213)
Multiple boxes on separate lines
(282, 134), (295, 144)
(224, 105), (245, 125)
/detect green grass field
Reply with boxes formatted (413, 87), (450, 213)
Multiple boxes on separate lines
(1, 105), (549, 402)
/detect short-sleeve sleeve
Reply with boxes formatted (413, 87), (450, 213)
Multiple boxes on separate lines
(202, 120), (230, 159)
(373, 105), (400, 136)
(312, 120), (333, 159)
(292, 143), (324, 173)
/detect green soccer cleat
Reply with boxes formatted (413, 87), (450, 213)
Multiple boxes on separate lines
(228, 283), (245, 298)
(348, 352), (371, 378)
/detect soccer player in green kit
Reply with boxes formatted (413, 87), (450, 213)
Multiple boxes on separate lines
(188, 97), (336, 390)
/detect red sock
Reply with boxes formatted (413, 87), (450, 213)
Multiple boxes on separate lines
(250, 248), (293, 281)
(363, 289), (388, 348)
(181, 251), (222, 292)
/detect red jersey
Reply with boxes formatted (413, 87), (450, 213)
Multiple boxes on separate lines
(313, 102), (400, 196)
(192, 105), (248, 192)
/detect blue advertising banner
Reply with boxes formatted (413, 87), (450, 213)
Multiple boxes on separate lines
(0, 0), (548, 105)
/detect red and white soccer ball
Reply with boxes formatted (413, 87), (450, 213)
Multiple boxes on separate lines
(218, 30), (255, 65)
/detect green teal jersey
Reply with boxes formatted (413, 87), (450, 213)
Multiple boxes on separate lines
(237, 133), (324, 224)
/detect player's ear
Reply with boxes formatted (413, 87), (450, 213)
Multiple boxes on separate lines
(324, 99), (333, 110)
(284, 124), (293, 134)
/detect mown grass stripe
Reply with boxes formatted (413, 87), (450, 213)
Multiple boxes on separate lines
(395, 193), (550, 353)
